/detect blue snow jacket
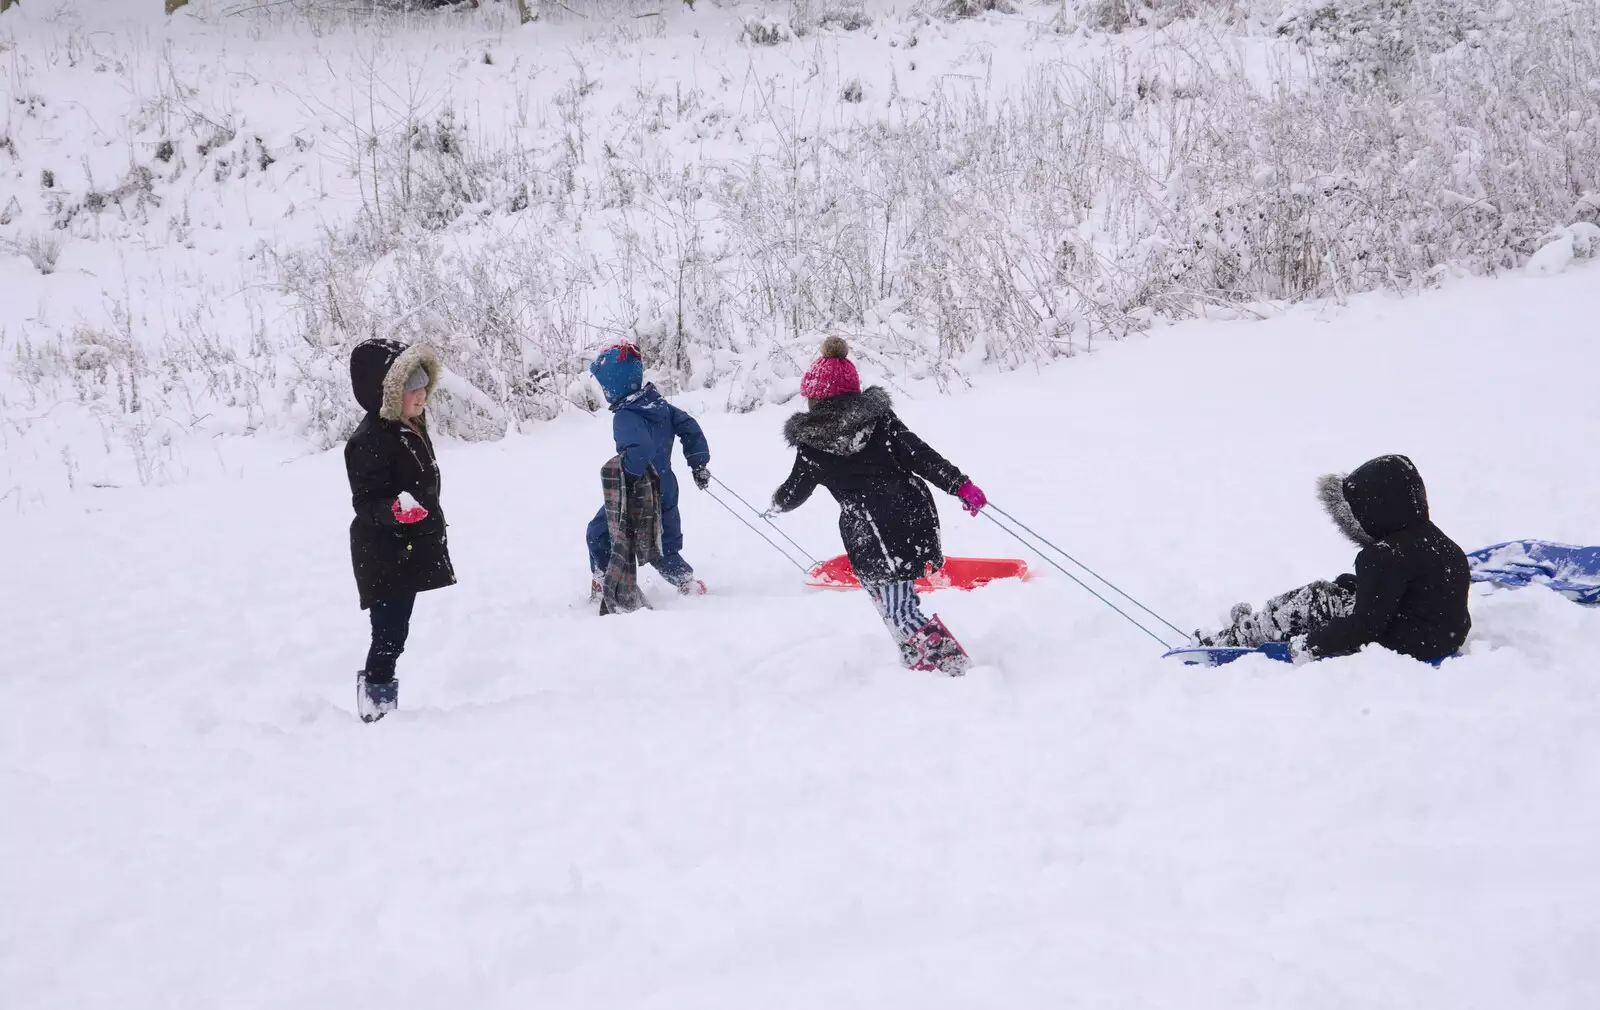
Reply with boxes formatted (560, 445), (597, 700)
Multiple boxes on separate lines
(612, 383), (710, 518)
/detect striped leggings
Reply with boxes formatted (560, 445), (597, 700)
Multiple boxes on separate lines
(864, 580), (930, 642)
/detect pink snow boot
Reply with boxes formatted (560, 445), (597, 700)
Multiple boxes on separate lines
(904, 615), (970, 676)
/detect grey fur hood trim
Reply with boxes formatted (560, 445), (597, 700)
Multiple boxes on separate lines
(784, 386), (893, 455)
(1318, 472), (1373, 546)
(379, 343), (441, 422)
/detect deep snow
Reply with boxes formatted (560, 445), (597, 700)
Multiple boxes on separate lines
(5, 263), (1600, 1009)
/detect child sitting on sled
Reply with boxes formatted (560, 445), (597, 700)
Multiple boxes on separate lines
(768, 337), (988, 675)
(1196, 454), (1472, 663)
(585, 342), (713, 599)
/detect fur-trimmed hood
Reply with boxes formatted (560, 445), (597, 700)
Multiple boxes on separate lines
(1318, 454), (1430, 545)
(784, 386), (893, 456)
(350, 338), (441, 421)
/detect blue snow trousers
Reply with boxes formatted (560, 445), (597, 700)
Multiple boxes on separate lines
(586, 490), (694, 586)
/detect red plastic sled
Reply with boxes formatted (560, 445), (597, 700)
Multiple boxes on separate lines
(806, 554), (1031, 592)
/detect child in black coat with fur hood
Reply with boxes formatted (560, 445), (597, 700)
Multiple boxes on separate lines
(769, 338), (989, 674)
(1198, 454), (1471, 663)
(344, 338), (457, 721)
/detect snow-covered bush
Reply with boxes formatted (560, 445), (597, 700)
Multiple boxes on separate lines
(1273, 0), (1499, 86)
(706, 0), (1598, 354)
(816, 5), (872, 31)
(937, 0), (1016, 21)
(276, 223), (590, 444)
(740, 20), (789, 46)
(224, 0), (478, 12)
(20, 233), (62, 274)
(1079, 0), (1252, 32)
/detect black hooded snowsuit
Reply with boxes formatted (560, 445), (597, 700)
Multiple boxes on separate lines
(1306, 454), (1471, 661)
(771, 387), (968, 585)
(344, 338), (457, 610)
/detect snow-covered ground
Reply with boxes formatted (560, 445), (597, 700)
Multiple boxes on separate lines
(6, 0), (1600, 1003)
(6, 262), (1600, 1009)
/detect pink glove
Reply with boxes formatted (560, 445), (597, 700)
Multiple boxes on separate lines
(957, 480), (987, 516)
(392, 498), (430, 525)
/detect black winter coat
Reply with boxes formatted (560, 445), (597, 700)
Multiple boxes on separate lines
(772, 387), (968, 584)
(1305, 454), (1470, 662)
(344, 339), (457, 609)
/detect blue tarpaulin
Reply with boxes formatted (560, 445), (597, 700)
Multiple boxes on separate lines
(1466, 540), (1600, 606)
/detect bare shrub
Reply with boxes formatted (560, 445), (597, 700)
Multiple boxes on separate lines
(275, 216), (591, 444)
(4, 233), (64, 274)
(1085, 0), (1134, 30)
(23, 234), (63, 275)
(50, 166), (161, 231)
(741, 20), (790, 46)
(938, 0), (1016, 18)
(817, 6), (872, 30)
(1274, 0), (1499, 86)
(1080, 0), (1252, 31)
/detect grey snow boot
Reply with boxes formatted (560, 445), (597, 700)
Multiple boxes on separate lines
(357, 671), (398, 723)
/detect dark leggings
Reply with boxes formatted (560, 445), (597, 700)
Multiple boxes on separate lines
(365, 594), (417, 682)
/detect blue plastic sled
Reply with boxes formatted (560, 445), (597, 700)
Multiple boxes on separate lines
(1163, 642), (1454, 668)
(1162, 642), (1295, 667)
(1467, 540), (1600, 606)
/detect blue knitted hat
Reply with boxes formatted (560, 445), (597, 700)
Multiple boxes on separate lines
(590, 343), (645, 403)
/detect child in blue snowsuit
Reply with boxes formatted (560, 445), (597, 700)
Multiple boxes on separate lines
(586, 343), (712, 594)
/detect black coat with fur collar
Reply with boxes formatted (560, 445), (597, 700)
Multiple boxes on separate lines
(772, 387), (968, 585)
(1305, 454), (1470, 661)
(344, 339), (457, 609)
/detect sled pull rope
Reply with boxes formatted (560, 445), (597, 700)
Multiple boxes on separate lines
(981, 507), (1183, 650)
(988, 503), (1192, 641)
(711, 475), (820, 567)
(705, 487), (812, 575)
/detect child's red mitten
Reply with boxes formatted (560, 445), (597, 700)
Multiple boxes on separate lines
(392, 498), (430, 525)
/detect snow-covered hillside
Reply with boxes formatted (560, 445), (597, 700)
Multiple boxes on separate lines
(5, 262), (1600, 1008)
(4, 0), (1597, 506)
